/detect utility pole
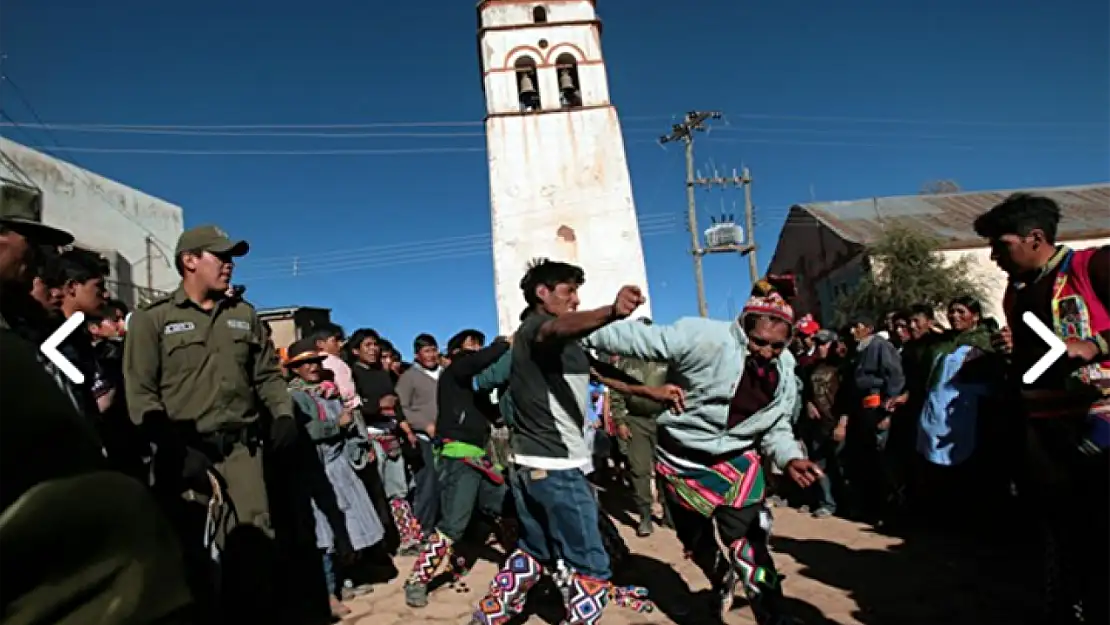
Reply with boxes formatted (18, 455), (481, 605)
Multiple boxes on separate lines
(144, 235), (154, 297)
(743, 166), (758, 284)
(661, 111), (757, 316)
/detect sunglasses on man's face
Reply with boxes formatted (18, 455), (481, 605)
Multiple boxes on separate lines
(749, 335), (787, 350)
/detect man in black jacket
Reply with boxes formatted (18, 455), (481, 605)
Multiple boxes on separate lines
(404, 329), (511, 608)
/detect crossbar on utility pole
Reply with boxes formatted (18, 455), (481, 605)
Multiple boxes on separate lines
(660, 111), (719, 318)
(662, 111), (758, 317)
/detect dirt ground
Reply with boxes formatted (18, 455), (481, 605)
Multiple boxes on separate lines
(333, 503), (1038, 625)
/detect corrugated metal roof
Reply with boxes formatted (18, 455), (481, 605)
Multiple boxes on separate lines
(794, 183), (1110, 249)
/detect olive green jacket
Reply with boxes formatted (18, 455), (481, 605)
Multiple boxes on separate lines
(124, 286), (293, 433)
(609, 357), (669, 426)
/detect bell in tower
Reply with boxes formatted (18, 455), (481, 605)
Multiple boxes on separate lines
(555, 55), (582, 108)
(518, 72), (540, 111)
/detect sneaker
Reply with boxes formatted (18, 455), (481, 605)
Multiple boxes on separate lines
(404, 581), (429, 608)
(812, 506), (835, 519)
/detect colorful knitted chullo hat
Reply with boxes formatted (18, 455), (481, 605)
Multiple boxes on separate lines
(740, 291), (795, 327)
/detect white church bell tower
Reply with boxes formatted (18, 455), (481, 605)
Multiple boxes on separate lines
(478, 0), (653, 334)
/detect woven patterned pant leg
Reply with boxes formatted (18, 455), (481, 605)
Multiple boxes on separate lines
(390, 497), (423, 547)
(728, 534), (789, 625)
(406, 530), (453, 586)
(471, 549), (545, 625)
(562, 573), (611, 625)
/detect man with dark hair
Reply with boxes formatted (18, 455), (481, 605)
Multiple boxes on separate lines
(471, 258), (647, 625)
(404, 329), (510, 609)
(125, 224), (296, 623)
(974, 193), (1109, 625)
(395, 332), (444, 543)
(846, 313), (905, 520)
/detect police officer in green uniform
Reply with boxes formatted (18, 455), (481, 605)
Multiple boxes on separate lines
(1, 187), (195, 624)
(124, 225), (297, 624)
(609, 326), (670, 537)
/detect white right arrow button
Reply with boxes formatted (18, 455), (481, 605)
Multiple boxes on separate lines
(41, 311), (86, 384)
(1022, 311), (1066, 385)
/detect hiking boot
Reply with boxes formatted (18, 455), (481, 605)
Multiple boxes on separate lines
(636, 507), (654, 537)
(403, 581), (429, 608)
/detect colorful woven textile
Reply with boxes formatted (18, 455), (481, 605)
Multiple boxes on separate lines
(655, 449), (766, 517)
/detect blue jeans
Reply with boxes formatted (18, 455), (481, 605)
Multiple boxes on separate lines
(511, 466), (611, 580)
(805, 435), (844, 512)
(321, 550), (336, 598)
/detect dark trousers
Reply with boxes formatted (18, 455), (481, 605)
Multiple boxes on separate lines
(845, 407), (889, 517)
(1028, 419), (1109, 624)
(669, 495), (786, 624)
(436, 456), (506, 542)
(157, 441), (279, 625)
(412, 438), (439, 537)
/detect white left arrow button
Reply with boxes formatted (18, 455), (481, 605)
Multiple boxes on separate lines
(41, 311), (86, 384)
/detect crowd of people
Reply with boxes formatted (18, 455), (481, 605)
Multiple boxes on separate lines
(0, 190), (1106, 625)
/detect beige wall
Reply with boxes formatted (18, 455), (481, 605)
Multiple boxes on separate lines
(1, 139), (184, 307)
(267, 318), (298, 351)
(939, 236), (1110, 326)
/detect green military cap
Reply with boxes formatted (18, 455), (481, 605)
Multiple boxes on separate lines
(174, 224), (249, 257)
(0, 182), (74, 246)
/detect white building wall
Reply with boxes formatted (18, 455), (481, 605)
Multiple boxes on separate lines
(479, 0), (652, 333)
(0, 138), (185, 305)
(939, 236), (1110, 325)
(479, 1), (596, 29)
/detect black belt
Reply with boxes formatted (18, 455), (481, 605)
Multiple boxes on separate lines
(197, 424), (260, 460)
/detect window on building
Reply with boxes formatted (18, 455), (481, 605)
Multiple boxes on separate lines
(555, 53), (582, 108)
(515, 56), (541, 112)
(532, 6), (547, 23)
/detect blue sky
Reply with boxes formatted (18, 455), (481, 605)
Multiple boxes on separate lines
(3, 0), (1107, 351)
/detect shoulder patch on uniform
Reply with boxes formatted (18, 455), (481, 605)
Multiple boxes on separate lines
(140, 295), (172, 311)
(227, 319), (251, 332)
(164, 321), (196, 335)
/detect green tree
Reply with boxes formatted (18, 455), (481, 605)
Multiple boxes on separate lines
(833, 226), (987, 325)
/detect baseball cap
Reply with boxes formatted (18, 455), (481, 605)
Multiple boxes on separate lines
(174, 225), (249, 258)
(0, 183), (74, 246)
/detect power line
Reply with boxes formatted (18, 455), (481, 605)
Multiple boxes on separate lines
(4, 110), (1103, 130)
(26, 146), (490, 156)
(5, 123), (1101, 148)
(721, 112), (1107, 128)
(24, 131), (1107, 156)
(0, 73), (178, 256)
(241, 211), (679, 268)
(237, 222), (681, 281)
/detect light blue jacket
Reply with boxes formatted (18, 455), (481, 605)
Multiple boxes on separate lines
(584, 317), (804, 469)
